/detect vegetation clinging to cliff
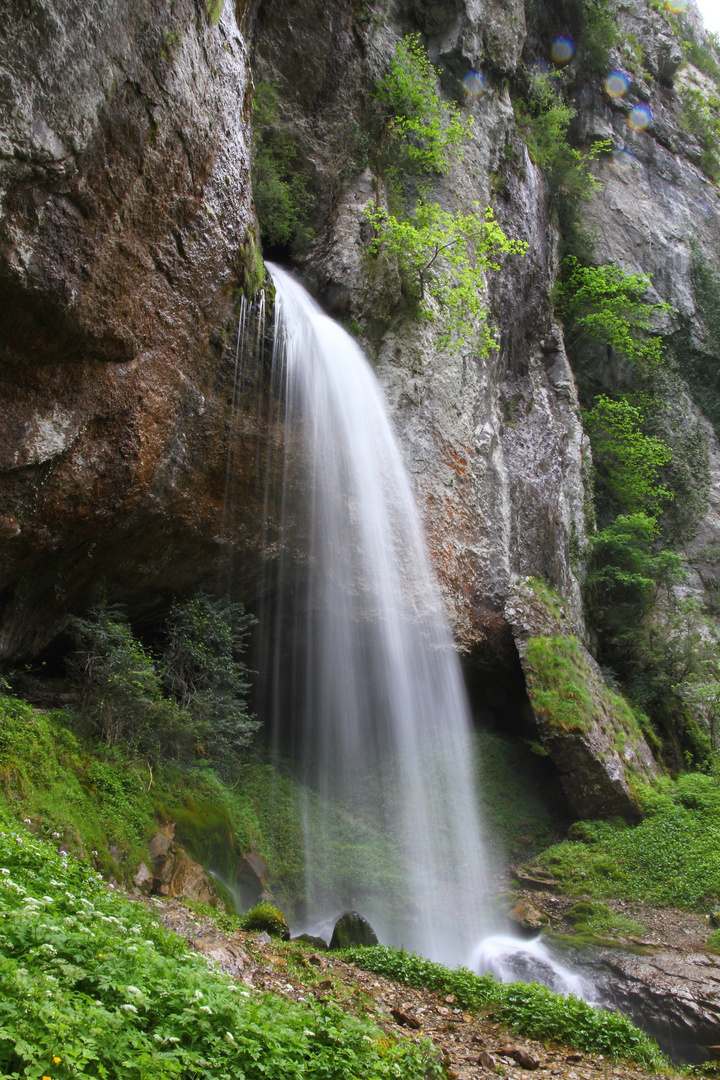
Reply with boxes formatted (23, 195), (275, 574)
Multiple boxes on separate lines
(365, 35), (525, 353)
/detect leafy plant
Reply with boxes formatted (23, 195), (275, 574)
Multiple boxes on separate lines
(374, 33), (472, 188)
(512, 73), (608, 260)
(535, 771), (720, 910)
(365, 35), (524, 352)
(363, 202), (526, 353)
(68, 602), (178, 757)
(584, 397), (673, 514)
(556, 258), (669, 376)
(0, 816), (442, 1080)
(251, 83), (315, 252)
(162, 593), (259, 770)
(341, 945), (664, 1068)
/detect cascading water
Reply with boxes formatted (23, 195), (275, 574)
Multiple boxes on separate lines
(261, 265), (492, 963)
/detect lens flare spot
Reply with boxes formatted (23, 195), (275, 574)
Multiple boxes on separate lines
(665, 0), (688, 12)
(612, 147), (635, 170)
(605, 70), (629, 97)
(463, 69), (486, 98)
(551, 36), (574, 64)
(629, 103), (652, 130)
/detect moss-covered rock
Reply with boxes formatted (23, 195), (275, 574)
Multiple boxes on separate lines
(506, 579), (658, 822)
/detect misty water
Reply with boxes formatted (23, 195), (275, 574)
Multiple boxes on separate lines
(255, 264), (594, 997)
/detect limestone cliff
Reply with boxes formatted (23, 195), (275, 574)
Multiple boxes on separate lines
(1, 0), (720, 812)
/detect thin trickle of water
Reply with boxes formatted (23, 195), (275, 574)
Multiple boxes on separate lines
(263, 264), (493, 963)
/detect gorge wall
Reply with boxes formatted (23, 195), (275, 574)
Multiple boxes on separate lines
(1, 0), (719, 804)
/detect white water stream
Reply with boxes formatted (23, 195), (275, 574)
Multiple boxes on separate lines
(259, 264), (594, 995)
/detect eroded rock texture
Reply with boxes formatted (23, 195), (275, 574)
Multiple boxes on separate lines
(251, 0), (588, 668)
(0, 0), (259, 658)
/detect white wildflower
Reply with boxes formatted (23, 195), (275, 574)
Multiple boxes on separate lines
(38, 943), (57, 956)
(0, 868), (9, 876)
(224, 1032), (237, 1047)
(120, 1003), (138, 1014)
(191, 989), (204, 1001)
(126, 986), (143, 996)
(304, 1030), (315, 1037)
(199, 1005), (212, 1014)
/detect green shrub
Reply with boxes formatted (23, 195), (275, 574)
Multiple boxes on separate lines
(241, 902), (290, 939)
(162, 593), (259, 770)
(363, 201), (526, 354)
(68, 602), (180, 757)
(375, 33), (471, 185)
(0, 816), (442, 1080)
(251, 83), (315, 251)
(341, 946), (664, 1068)
(366, 35), (524, 352)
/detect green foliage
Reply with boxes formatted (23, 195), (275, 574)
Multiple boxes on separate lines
(162, 593), (259, 770)
(0, 817), (442, 1080)
(205, 0), (224, 24)
(366, 35), (524, 352)
(0, 695), (156, 878)
(512, 73), (608, 257)
(535, 772), (720, 910)
(363, 202), (526, 353)
(375, 34), (472, 182)
(251, 83), (315, 251)
(341, 946), (664, 1068)
(68, 602), (178, 757)
(240, 902), (290, 939)
(584, 397), (673, 514)
(708, 928), (720, 954)
(580, 0), (621, 73)
(68, 595), (258, 770)
(678, 85), (720, 181)
(556, 258), (669, 376)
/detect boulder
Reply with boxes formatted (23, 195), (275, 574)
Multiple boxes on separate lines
(291, 933), (328, 950)
(329, 911), (378, 950)
(132, 862), (153, 891)
(506, 580), (658, 822)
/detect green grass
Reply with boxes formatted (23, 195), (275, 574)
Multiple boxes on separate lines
(532, 772), (720, 908)
(0, 810), (441, 1080)
(341, 946), (665, 1069)
(0, 695), (412, 923)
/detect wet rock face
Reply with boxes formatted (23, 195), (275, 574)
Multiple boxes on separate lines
(252, 0), (588, 666)
(0, 0), (258, 658)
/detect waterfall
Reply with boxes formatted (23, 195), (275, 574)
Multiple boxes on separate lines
(261, 264), (492, 963)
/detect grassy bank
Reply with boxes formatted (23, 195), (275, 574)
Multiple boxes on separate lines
(529, 771), (720, 908)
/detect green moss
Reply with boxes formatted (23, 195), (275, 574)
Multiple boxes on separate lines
(564, 900), (645, 943)
(525, 636), (596, 733)
(708, 928), (720, 953)
(473, 731), (565, 858)
(205, 0), (224, 24)
(241, 901), (290, 939)
(237, 229), (266, 299)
